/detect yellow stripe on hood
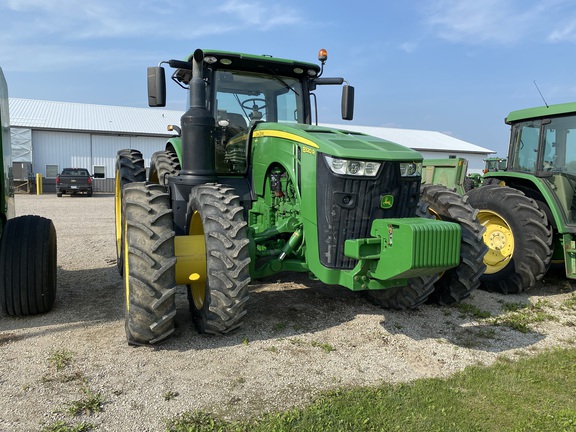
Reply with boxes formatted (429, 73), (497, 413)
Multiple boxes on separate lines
(253, 130), (320, 149)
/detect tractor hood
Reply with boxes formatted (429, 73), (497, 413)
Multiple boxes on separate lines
(252, 123), (423, 162)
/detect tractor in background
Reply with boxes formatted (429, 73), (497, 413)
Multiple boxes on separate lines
(463, 157), (508, 192)
(464, 102), (576, 293)
(421, 157), (469, 195)
(115, 49), (486, 345)
(0, 67), (57, 316)
(483, 157), (507, 174)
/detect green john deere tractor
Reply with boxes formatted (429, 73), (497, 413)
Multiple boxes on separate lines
(483, 157), (507, 174)
(0, 67), (57, 316)
(458, 157), (508, 193)
(115, 49), (486, 345)
(465, 102), (576, 293)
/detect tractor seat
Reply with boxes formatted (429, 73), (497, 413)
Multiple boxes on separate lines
(226, 113), (248, 136)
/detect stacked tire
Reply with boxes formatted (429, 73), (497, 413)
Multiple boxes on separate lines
(0, 215), (57, 316)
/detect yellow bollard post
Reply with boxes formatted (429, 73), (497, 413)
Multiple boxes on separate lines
(36, 173), (43, 195)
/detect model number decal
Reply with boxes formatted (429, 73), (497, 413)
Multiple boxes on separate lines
(302, 146), (316, 155)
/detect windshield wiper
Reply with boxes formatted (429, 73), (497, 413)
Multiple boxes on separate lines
(265, 68), (299, 96)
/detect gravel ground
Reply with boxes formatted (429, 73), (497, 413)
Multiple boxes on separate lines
(1, 193), (576, 431)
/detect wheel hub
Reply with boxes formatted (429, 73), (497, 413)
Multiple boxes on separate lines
(478, 210), (514, 274)
(488, 231), (507, 250)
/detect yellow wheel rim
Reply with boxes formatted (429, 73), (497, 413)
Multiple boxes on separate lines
(189, 211), (206, 310)
(428, 207), (441, 220)
(115, 169), (122, 258)
(477, 209), (514, 274)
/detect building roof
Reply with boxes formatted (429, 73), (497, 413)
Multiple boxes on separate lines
(320, 123), (494, 155)
(7, 98), (494, 154)
(9, 98), (181, 136)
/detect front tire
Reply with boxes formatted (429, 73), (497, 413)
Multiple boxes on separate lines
(364, 275), (438, 310)
(123, 183), (176, 345)
(0, 216), (57, 316)
(185, 184), (251, 334)
(418, 184), (487, 305)
(115, 149), (146, 275)
(465, 185), (553, 293)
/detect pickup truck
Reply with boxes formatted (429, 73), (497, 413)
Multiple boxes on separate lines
(55, 168), (93, 197)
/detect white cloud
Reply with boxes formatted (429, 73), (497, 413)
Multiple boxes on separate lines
(0, 0), (304, 70)
(0, 0), (302, 40)
(215, 0), (301, 29)
(548, 19), (576, 42)
(399, 42), (418, 54)
(424, 0), (576, 46)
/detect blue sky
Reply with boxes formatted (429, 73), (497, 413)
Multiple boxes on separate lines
(2, 0), (576, 156)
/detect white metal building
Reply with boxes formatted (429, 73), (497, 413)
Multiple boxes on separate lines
(9, 98), (182, 192)
(8, 98), (494, 192)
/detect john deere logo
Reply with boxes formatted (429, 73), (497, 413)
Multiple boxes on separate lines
(381, 195), (394, 209)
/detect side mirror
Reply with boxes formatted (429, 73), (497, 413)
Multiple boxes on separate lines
(147, 67), (166, 107)
(341, 85), (354, 121)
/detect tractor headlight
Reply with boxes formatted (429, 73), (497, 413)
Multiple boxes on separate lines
(324, 156), (381, 177)
(399, 162), (421, 177)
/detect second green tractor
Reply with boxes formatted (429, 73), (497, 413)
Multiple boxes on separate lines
(464, 102), (576, 294)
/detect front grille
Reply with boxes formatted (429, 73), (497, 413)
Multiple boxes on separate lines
(316, 154), (420, 269)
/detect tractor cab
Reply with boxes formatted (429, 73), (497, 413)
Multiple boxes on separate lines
(505, 104), (576, 226)
(148, 49), (354, 176)
(483, 157), (507, 173)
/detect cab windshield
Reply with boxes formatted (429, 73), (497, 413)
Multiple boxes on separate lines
(509, 116), (576, 173)
(212, 69), (304, 174)
(214, 69), (303, 126)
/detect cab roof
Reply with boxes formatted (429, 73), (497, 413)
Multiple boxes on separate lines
(506, 101), (576, 124)
(187, 49), (321, 76)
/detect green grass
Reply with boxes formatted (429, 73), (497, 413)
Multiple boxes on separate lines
(64, 388), (104, 416)
(455, 303), (492, 319)
(164, 390), (180, 401)
(166, 348), (576, 432)
(562, 294), (576, 310)
(492, 299), (557, 333)
(48, 348), (74, 372)
(310, 341), (335, 353)
(273, 322), (287, 332)
(41, 420), (95, 432)
(457, 299), (559, 333)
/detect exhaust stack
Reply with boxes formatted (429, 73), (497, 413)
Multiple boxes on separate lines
(178, 48), (216, 181)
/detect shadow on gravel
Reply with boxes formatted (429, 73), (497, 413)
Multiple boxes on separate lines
(161, 272), (374, 352)
(379, 305), (546, 353)
(0, 264), (124, 334)
(2, 265), (571, 353)
(378, 272), (576, 354)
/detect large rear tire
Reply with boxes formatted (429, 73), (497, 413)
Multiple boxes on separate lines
(115, 149), (146, 275)
(149, 150), (180, 186)
(465, 185), (552, 293)
(123, 182), (176, 345)
(418, 184), (487, 305)
(186, 184), (251, 334)
(0, 215), (57, 316)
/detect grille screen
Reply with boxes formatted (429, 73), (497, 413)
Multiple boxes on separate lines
(316, 154), (421, 269)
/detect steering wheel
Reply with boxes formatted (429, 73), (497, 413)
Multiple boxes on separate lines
(241, 98), (267, 111)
